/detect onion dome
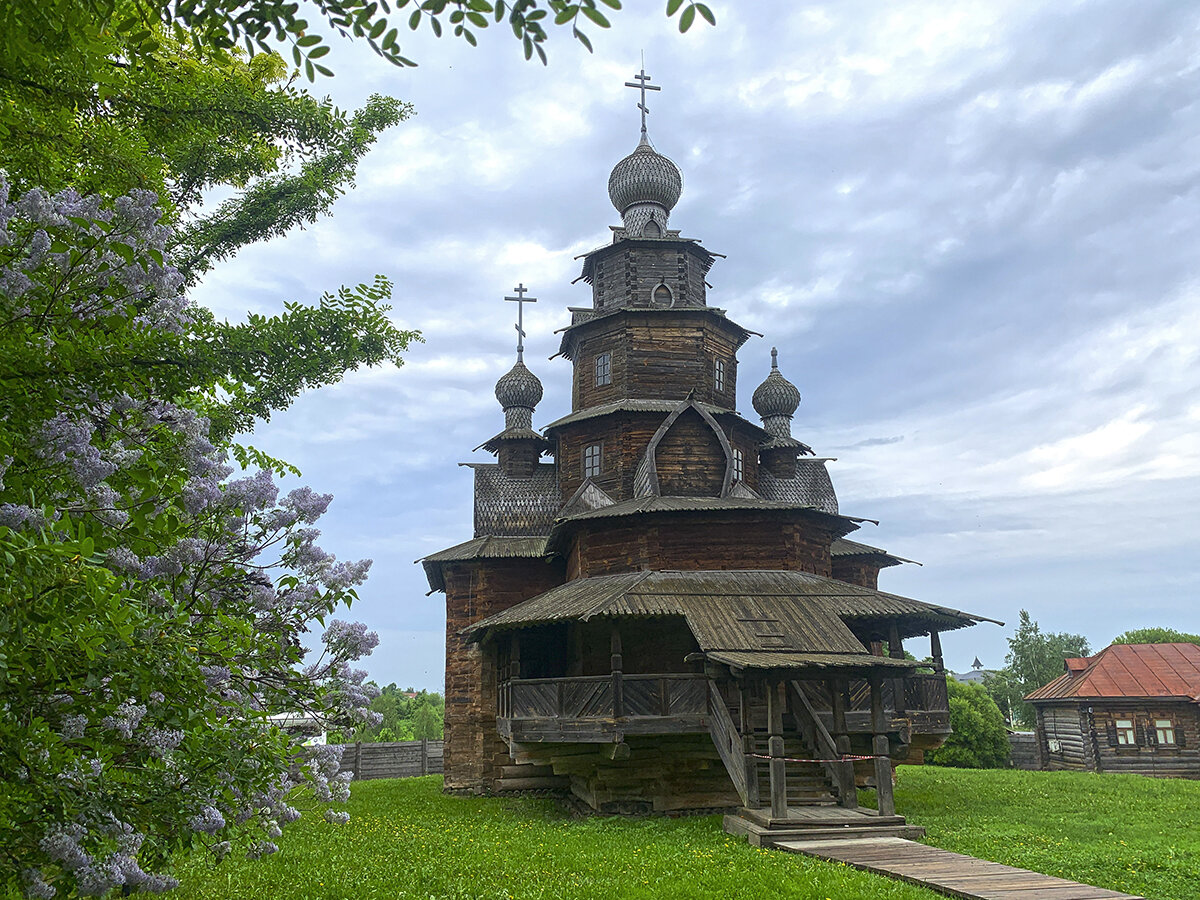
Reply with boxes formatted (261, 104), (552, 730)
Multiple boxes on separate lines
(608, 135), (683, 237)
(495, 360), (543, 430)
(752, 348), (802, 438)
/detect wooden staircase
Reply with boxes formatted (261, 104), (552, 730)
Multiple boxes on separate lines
(708, 678), (924, 848)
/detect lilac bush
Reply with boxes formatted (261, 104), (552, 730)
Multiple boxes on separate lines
(0, 184), (394, 896)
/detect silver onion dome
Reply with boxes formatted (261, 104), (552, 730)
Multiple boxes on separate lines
(608, 135), (683, 236)
(752, 348), (802, 436)
(495, 360), (543, 430)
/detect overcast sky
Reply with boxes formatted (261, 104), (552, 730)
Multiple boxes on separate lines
(192, 1), (1200, 691)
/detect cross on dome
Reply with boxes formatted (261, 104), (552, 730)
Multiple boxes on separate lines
(624, 57), (661, 137)
(504, 283), (537, 362)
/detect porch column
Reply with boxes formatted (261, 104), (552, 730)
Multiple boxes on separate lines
(740, 682), (759, 807)
(827, 678), (857, 810)
(930, 629), (944, 674)
(869, 673), (895, 816)
(888, 623), (907, 715)
(610, 625), (624, 719)
(767, 678), (788, 819)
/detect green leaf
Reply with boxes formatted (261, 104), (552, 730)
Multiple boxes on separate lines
(695, 2), (714, 25)
(666, 0), (683, 15)
(580, 6), (609, 27)
(679, 4), (695, 31)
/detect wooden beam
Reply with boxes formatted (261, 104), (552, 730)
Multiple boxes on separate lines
(930, 629), (944, 674)
(767, 679), (788, 819)
(611, 625), (624, 719)
(869, 674), (895, 817)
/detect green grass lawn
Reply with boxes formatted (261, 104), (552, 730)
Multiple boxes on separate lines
(894, 765), (1200, 900)
(173, 776), (939, 900)
(172, 767), (1200, 900)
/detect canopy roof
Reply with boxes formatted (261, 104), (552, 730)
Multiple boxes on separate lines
(464, 569), (997, 649)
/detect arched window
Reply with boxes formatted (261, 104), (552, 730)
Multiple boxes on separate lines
(653, 284), (672, 304)
(643, 219), (661, 237)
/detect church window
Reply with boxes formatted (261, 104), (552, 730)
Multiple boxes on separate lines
(1115, 719), (1136, 746)
(644, 219), (662, 237)
(714, 358), (725, 392)
(653, 283), (672, 304)
(1155, 719), (1176, 745)
(583, 444), (602, 478)
(732, 448), (744, 482)
(594, 353), (612, 386)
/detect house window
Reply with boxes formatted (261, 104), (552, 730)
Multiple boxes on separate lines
(1155, 719), (1176, 746)
(714, 358), (725, 392)
(583, 444), (602, 478)
(1115, 719), (1136, 746)
(653, 283), (672, 303)
(594, 353), (611, 387)
(732, 448), (744, 482)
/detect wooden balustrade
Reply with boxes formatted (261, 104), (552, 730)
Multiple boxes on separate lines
(504, 674), (708, 721)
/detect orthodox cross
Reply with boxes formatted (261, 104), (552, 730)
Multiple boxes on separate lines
(504, 283), (537, 362)
(624, 61), (661, 136)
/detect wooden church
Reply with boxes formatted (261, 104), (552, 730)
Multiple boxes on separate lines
(421, 72), (995, 836)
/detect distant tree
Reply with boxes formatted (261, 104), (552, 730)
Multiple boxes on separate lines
(1002, 610), (1090, 728)
(926, 680), (1011, 769)
(1112, 627), (1200, 646)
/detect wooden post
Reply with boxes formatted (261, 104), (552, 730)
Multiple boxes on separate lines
(610, 625), (624, 720)
(888, 623), (907, 715)
(511, 633), (521, 679)
(828, 679), (857, 809)
(353, 740), (362, 781)
(930, 629), (944, 674)
(740, 682), (759, 807)
(869, 674), (895, 816)
(767, 678), (788, 819)
(420, 737), (429, 776)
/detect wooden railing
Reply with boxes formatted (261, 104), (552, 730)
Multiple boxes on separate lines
(501, 674), (708, 720)
(706, 682), (749, 806)
(843, 673), (949, 715)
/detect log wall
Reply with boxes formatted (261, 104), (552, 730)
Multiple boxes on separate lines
(569, 313), (743, 412)
(1034, 701), (1200, 777)
(443, 559), (565, 791)
(831, 557), (882, 590)
(511, 734), (742, 813)
(566, 514), (838, 580)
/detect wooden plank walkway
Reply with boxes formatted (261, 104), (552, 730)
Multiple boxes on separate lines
(775, 836), (1145, 900)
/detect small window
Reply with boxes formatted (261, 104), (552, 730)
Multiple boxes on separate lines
(714, 358), (725, 393)
(653, 284), (672, 303)
(583, 444), (602, 478)
(594, 352), (611, 387)
(1115, 719), (1136, 746)
(732, 448), (744, 482)
(1155, 719), (1176, 746)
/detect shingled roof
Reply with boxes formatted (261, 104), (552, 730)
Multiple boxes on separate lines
(1025, 643), (1200, 703)
(463, 568), (996, 645)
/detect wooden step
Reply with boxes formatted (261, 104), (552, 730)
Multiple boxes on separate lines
(725, 817), (926, 848)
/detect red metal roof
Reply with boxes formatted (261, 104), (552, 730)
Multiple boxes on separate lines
(1025, 643), (1200, 702)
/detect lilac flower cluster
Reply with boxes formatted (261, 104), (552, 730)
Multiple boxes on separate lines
(187, 807), (225, 835)
(100, 700), (146, 739)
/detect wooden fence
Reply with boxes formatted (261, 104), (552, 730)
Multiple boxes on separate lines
(337, 739), (444, 781)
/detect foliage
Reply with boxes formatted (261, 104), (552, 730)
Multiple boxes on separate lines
(925, 680), (1010, 769)
(170, 777), (944, 900)
(331, 686), (445, 743)
(0, 23), (409, 261)
(1112, 627), (1200, 646)
(0, 0), (716, 83)
(0, 180), (419, 897)
(1000, 610), (1090, 728)
(895, 766), (1200, 900)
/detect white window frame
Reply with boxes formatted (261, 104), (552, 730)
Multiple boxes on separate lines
(1155, 719), (1176, 746)
(1115, 718), (1136, 746)
(714, 358), (725, 393)
(594, 352), (612, 387)
(732, 448), (744, 482)
(583, 443), (602, 478)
